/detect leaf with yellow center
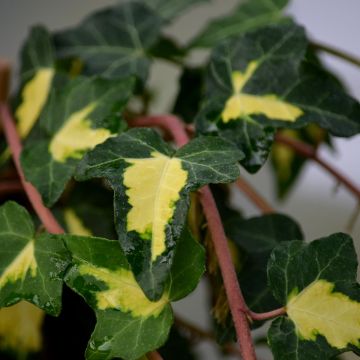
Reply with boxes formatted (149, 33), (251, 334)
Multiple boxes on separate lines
(221, 61), (303, 123)
(0, 202), (71, 316)
(124, 152), (188, 261)
(287, 279), (360, 349)
(78, 264), (168, 317)
(21, 76), (134, 206)
(268, 233), (360, 359)
(63, 230), (204, 360)
(49, 103), (113, 163)
(76, 128), (242, 299)
(16, 68), (54, 138)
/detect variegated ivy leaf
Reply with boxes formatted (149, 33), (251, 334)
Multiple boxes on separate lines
(196, 23), (360, 172)
(190, 0), (290, 48)
(62, 228), (205, 360)
(0, 26), (56, 165)
(0, 301), (44, 356)
(143, 0), (208, 20)
(54, 2), (163, 81)
(267, 233), (360, 359)
(0, 202), (70, 316)
(14, 26), (55, 140)
(21, 76), (134, 206)
(76, 128), (243, 299)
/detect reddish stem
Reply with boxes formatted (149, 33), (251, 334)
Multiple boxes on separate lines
(235, 178), (274, 214)
(0, 104), (64, 234)
(199, 186), (256, 360)
(248, 307), (286, 322)
(275, 133), (360, 200)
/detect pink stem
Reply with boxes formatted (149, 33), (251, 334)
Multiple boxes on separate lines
(248, 307), (286, 322)
(0, 104), (64, 234)
(199, 186), (256, 360)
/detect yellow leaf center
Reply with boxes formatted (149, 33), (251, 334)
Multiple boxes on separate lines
(49, 103), (113, 163)
(287, 279), (360, 349)
(0, 241), (37, 288)
(15, 68), (54, 138)
(123, 152), (188, 261)
(79, 264), (168, 318)
(221, 61), (303, 123)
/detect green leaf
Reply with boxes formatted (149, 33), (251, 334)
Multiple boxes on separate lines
(0, 202), (70, 316)
(61, 182), (116, 239)
(172, 66), (205, 123)
(143, 0), (208, 20)
(196, 23), (360, 172)
(191, 0), (290, 48)
(54, 2), (163, 81)
(231, 213), (303, 312)
(148, 36), (187, 64)
(21, 76), (134, 206)
(267, 233), (360, 359)
(62, 228), (204, 360)
(76, 128), (242, 299)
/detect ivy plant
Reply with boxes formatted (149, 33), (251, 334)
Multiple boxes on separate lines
(0, 0), (359, 359)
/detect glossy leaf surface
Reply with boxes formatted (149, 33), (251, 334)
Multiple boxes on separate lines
(196, 23), (360, 172)
(63, 228), (204, 360)
(268, 233), (360, 359)
(76, 128), (242, 299)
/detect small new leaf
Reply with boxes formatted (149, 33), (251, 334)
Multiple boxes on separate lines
(0, 202), (70, 316)
(63, 228), (204, 360)
(76, 128), (242, 299)
(54, 2), (163, 81)
(196, 23), (360, 172)
(267, 233), (360, 359)
(21, 76), (134, 206)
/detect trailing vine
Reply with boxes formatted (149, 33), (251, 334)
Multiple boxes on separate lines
(0, 1), (359, 359)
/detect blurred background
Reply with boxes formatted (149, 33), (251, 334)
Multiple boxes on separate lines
(1, 0), (359, 359)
